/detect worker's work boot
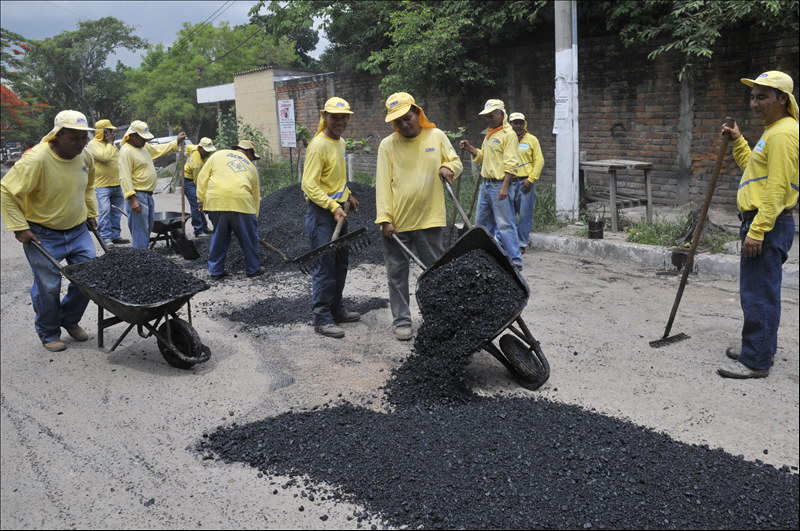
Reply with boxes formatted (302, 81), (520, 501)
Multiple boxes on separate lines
(725, 347), (740, 360)
(334, 311), (361, 324)
(65, 326), (88, 342)
(43, 340), (67, 352)
(314, 324), (345, 339)
(717, 360), (769, 379)
(394, 326), (413, 341)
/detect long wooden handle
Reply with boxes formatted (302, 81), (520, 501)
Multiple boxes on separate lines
(331, 201), (351, 241)
(391, 233), (426, 269)
(662, 117), (734, 338)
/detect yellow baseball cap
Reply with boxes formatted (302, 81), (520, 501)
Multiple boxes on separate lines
(198, 137), (216, 152)
(41, 110), (94, 142)
(234, 139), (261, 160)
(322, 97), (353, 115)
(479, 99), (506, 115)
(740, 70), (798, 121)
(508, 112), (526, 122)
(95, 119), (116, 130)
(385, 92), (417, 122)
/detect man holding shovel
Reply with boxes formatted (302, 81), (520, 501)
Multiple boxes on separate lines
(301, 97), (361, 339)
(375, 92), (463, 341)
(0, 110), (98, 352)
(183, 137), (215, 236)
(718, 70), (799, 379)
(459, 99), (522, 270)
(508, 112), (544, 254)
(87, 119), (128, 245)
(118, 121), (185, 249)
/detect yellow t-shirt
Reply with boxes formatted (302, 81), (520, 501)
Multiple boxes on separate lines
(301, 133), (350, 213)
(118, 141), (179, 199)
(733, 116), (799, 240)
(375, 128), (463, 232)
(86, 138), (119, 188)
(183, 146), (209, 181)
(515, 132), (544, 182)
(473, 126), (519, 179)
(195, 150), (260, 215)
(1, 142), (97, 231)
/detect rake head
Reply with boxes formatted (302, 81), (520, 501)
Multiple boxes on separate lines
(649, 332), (691, 348)
(294, 228), (370, 275)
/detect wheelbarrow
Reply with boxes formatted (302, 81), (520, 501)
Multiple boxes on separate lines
(30, 225), (211, 370)
(392, 182), (550, 390)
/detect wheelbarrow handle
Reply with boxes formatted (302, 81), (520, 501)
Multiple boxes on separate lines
(29, 240), (65, 271)
(390, 233), (426, 269)
(86, 221), (109, 254)
(112, 204), (127, 218)
(444, 181), (474, 230)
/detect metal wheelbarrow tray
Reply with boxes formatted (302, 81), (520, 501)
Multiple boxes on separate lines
(150, 211), (190, 251)
(31, 231), (210, 370)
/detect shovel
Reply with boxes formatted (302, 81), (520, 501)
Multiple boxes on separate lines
(650, 117), (734, 348)
(259, 238), (289, 261)
(174, 143), (200, 260)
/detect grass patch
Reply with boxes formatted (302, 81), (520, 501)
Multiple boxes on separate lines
(533, 183), (569, 232)
(626, 214), (738, 253)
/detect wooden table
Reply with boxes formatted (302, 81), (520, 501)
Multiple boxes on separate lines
(579, 159), (653, 232)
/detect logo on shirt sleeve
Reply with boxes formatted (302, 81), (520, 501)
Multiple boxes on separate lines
(424, 147), (436, 153)
(754, 139), (766, 153)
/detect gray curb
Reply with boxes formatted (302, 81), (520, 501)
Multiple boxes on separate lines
(530, 233), (799, 289)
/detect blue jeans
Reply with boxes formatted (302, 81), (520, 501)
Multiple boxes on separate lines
(305, 202), (349, 326)
(22, 222), (96, 343)
(125, 192), (154, 249)
(184, 179), (210, 234)
(738, 214), (795, 371)
(475, 180), (522, 267)
(509, 180), (536, 249)
(208, 212), (261, 276)
(95, 185), (124, 241)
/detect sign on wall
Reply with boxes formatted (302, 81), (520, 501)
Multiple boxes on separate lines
(278, 99), (297, 148)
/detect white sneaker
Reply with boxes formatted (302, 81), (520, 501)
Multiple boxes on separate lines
(394, 326), (413, 341)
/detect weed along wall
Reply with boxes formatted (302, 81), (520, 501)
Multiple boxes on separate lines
(272, 26), (797, 209)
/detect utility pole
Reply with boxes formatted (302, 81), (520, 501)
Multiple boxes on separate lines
(553, 0), (579, 220)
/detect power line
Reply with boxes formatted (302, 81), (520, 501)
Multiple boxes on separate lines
(45, 1), (83, 20)
(207, 26), (262, 65)
(178, 0), (236, 47)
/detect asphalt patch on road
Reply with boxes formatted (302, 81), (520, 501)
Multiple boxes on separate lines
(199, 396), (799, 529)
(223, 295), (389, 328)
(67, 247), (207, 304)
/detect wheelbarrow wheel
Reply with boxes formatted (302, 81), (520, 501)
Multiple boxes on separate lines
(156, 317), (210, 369)
(499, 334), (549, 390)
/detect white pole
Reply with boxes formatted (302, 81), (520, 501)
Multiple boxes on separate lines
(553, 0), (580, 220)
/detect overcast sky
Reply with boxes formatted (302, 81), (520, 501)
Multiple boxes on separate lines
(1, 0), (328, 67)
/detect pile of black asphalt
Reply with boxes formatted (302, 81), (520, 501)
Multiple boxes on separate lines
(197, 201), (799, 530)
(223, 295), (389, 329)
(187, 182), (383, 276)
(67, 247), (207, 305)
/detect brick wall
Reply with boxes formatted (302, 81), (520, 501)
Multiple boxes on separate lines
(273, 26), (798, 209)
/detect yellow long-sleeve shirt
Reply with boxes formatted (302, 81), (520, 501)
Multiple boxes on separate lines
(515, 132), (544, 182)
(1, 142), (97, 231)
(118, 141), (179, 199)
(301, 133), (350, 213)
(733, 116), (799, 241)
(86, 138), (120, 188)
(375, 128), (463, 232)
(196, 150), (260, 215)
(183, 146), (209, 181)
(473, 126), (519, 179)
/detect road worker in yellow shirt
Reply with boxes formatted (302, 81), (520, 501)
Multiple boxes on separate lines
(508, 112), (544, 253)
(460, 99), (522, 269)
(86, 119), (128, 245)
(301, 97), (362, 339)
(183, 137), (216, 236)
(375, 92), (463, 341)
(117, 121), (185, 248)
(196, 140), (263, 280)
(1, 110), (98, 352)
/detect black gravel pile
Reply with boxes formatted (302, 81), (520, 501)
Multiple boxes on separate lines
(68, 247), (207, 304)
(199, 396), (799, 530)
(383, 249), (526, 407)
(223, 295), (389, 328)
(189, 182), (384, 275)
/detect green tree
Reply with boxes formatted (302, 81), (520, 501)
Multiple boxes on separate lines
(126, 21), (296, 140)
(9, 18), (146, 124)
(600, 0), (800, 80)
(249, 1), (320, 68)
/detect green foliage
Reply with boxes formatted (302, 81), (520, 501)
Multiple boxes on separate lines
(295, 124), (312, 148)
(442, 126), (466, 147)
(624, 213), (738, 252)
(215, 108), (271, 160)
(126, 21), (296, 136)
(344, 136), (373, 154)
(603, 0), (799, 80)
(532, 183), (567, 232)
(249, 1), (320, 67)
(259, 158), (295, 196)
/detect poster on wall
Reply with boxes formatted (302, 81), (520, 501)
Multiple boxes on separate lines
(278, 99), (297, 148)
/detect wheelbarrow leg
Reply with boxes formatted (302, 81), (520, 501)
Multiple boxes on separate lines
(109, 322), (137, 352)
